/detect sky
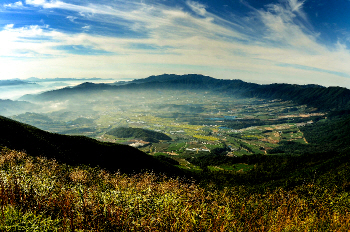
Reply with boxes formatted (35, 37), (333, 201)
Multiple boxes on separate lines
(1, 0), (350, 88)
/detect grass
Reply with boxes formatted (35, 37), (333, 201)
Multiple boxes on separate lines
(205, 144), (225, 150)
(167, 142), (186, 152)
(192, 134), (219, 141)
(0, 148), (350, 231)
(233, 163), (255, 172)
(214, 163), (255, 172)
(153, 152), (169, 156)
(0, 206), (61, 231)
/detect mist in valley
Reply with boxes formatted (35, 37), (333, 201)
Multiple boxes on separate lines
(11, 86), (228, 135)
(2, 74), (329, 162)
(0, 78), (124, 116)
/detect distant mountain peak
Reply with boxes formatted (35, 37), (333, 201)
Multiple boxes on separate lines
(0, 79), (33, 86)
(132, 73), (215, 84)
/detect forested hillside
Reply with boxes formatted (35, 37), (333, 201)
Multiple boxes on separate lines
(106, 127), (172, 143)
(243, 84), (350, 111)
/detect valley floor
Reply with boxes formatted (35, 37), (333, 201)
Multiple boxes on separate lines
(11, 92), (325, 172)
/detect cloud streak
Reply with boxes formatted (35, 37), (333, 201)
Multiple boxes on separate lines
(1, 0), (350, 88)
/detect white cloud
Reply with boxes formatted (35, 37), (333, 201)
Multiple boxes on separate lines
(288, 0), (305, 13)
(25, 0), (46, 5)
(4, 1), (23, 8)
(4, 24), (15, 29)
(257, 2), (322, 54)
(67, 16), (77, 22)
(287, 0), (309, 23)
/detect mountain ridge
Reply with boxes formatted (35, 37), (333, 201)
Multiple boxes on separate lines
(20, 74), (350, 111)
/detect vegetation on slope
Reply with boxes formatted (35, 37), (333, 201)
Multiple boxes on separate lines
(243, 84), (350, 111)
(1, 148), (349, 231)
(0, 116), (181, 175)
(106, 127), (172, 143)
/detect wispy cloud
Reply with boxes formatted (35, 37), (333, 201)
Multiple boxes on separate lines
(186, 0), (207, 16)
(1, 0), (350, 88)
(82, 25), (90, 31)
(288, 0), (307, 17)
(277, 63), (350, 78)
(257, 3), (321, 52)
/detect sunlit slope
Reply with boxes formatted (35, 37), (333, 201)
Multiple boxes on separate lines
(1, 149), (350, 231)
(21, 74), (350, 111)
(0, 116), (182, 174)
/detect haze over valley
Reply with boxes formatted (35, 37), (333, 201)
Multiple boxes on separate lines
(2, 74), (344, 171)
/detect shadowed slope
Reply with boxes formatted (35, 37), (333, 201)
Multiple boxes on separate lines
(0, 116), (182, 175)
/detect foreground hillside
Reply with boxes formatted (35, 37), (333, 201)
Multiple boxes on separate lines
(0, 116), (182, 175)
(1, 148), (349, 231)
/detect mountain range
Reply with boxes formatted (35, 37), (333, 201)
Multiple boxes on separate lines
(20, 74), (350, 112)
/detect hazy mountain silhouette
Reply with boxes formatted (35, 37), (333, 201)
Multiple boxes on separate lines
(20, 74), (350, 111)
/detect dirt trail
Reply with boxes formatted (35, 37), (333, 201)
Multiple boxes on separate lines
(299, 130), (308, 144)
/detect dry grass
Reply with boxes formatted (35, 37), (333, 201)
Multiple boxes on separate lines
(0, 148), (349, 231)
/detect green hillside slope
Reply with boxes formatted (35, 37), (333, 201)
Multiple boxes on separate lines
(106, 127), (171, 143)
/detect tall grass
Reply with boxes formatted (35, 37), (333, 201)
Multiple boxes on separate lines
(0, 148), (349, 231)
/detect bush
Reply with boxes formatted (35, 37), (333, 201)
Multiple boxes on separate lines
(1, 149), (349, 231)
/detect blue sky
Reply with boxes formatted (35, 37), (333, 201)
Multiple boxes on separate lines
(1, 0), (350, 87)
